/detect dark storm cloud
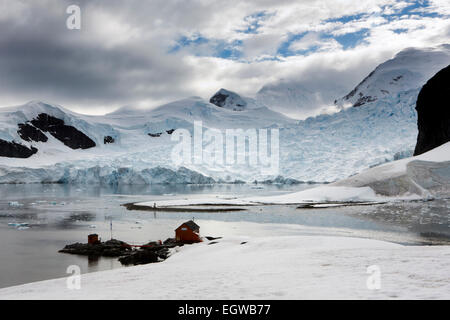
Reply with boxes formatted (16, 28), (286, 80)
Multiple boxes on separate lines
(0, 0), (195, 112)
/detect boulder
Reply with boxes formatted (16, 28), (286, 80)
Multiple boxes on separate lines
(104, 136), (115, 144)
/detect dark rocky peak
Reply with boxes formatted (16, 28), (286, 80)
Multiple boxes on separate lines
(209, 88), (247, 111)
(414, 64), (450, 155)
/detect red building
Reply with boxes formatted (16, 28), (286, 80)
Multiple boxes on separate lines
(175, 220), (202, 243)
(88, 234), (100, 245)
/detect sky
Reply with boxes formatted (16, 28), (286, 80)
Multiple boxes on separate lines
(0, 0), (449, 115)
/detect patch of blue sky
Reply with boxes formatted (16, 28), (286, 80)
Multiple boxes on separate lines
(169, 34), (209, 53)
(392, 28), (409, 34)
(215, 40), (243, 59)
(382, 0), (442, 20)
(276, 32), (309, 57)
(237, 11), (274, 34)
(324, 12), (366, 24)
(327, 28), (370, 49)
(169, 35), (242, 60)
(277, 28), (369, 57)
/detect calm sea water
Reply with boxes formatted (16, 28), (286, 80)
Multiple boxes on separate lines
(0, 183), (448, 289)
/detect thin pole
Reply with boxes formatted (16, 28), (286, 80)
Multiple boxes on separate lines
(110, 218), (113, 240)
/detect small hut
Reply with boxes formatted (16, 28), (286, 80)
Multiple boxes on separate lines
(175, 220), (202, 243)
(88, 234), (100, 245)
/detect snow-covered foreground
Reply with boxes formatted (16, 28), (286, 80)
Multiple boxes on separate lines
(1, 230), (449, 299)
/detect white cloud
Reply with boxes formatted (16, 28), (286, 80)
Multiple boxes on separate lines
(288, 32), (343, 52)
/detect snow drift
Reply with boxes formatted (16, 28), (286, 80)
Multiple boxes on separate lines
(1, 234), (449, 299)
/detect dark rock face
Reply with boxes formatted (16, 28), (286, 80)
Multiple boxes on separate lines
(0, 139), (38, 158)
(104, 136), (115, 144)
(414, 65), (450, 156)
(209, 88), (247, 110)
(17, 123), (48, 142)
(30, 113), (96, 149)
(148, 132), (162, 137)
(118, 245), (171, 266)
(166, 129), (175, 135)
(353, 94), (377, 107)
(210, 92), (229, 107)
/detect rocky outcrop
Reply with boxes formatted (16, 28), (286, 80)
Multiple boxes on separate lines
(118, 241), (173, 266)
(17, 123), (48, 142)
(104, 136), (115, 144)
(0, 139), (38, 158)
(414, 65), (450, 156)
(59, 239), (132, 257)
(210, 88), (247, 111)
(31, 113), (96, 149)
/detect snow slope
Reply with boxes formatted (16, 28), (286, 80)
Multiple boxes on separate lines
(334, 142), (450, 197)
(1, 234), (448, 299)
(256, 141), (450, 203)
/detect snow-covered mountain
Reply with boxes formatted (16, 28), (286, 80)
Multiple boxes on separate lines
(335, 44), (450, 108)
(0, 96), (294, 184)
(0, 45), (448, 184)
(256, 79), (348, 119)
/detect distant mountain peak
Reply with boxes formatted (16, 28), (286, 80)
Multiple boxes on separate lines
(209, 88), (247, 111)
(335, 45), (450, 108)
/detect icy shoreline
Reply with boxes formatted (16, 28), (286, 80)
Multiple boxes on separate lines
(129, 142), (450, 208)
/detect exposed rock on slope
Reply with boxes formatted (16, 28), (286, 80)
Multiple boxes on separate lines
(103, 136), (114, 144)
(210, 88), (247, 111)
(0, 139), (37, 158)
(30, 113), (96, 149)
(413, 65), (450, 156)
(17, 123), (48, 142)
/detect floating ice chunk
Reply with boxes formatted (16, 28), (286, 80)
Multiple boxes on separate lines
(8, 201), (23, 207)
(8, 222), (29, 228)
(17, 226), (30, 230)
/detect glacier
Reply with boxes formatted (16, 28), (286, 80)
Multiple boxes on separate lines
(0, 45), (449, 185)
